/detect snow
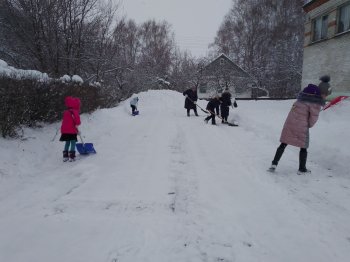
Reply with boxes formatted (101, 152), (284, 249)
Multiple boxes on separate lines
(0, 59), (85, 83)
(90, 81), (101, 87)
(156, 77), (170, 86)
(60, 74), (71, 83)
(0, 59), (50, 81)
(72, 75), (84, 84)
(0, 90), (350, 262)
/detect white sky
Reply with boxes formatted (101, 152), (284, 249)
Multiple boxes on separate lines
(119, 0), (233, 57)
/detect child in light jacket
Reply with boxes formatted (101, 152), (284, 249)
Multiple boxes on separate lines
(60, 96), (81, 161)
(130, 97), (139, 115)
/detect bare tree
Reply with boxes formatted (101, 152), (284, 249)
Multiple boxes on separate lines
(211, 0), (305, 97)
(170, 48), (199, 91)
(0, 0), (199, 105)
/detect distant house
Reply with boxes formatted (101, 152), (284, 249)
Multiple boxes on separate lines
(197, 54), (261, 99)
(302, 0), (350, 98)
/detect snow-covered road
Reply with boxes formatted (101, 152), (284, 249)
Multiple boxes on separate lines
(1, 90), (350, 262)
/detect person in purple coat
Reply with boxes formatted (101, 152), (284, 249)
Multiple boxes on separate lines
(269, 75), (332, 175)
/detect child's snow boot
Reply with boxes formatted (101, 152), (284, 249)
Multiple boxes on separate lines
(297, 169), (311, 175)
(297, 149), (310, 175)
(268, 164), (277, 172)
(69, 151), (76, 162)
(63, 151), (69, 162)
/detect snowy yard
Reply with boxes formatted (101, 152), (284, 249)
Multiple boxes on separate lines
(0, 90), (349, 262)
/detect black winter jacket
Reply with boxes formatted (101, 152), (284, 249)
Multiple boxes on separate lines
(220, 91), (232, 107)
(206, 98), (220, 115)
(183, 89), (198, 109)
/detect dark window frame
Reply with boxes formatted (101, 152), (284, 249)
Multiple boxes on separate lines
(312, 14), (329, 42)
(337, 1), (350, 34)
(199, 83), (207, 93)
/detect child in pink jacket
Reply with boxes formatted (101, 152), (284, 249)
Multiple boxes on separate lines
(269, 76), (331, 175)
(59, 96), (81, 161)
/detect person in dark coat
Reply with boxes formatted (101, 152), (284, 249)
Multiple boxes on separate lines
(204, 96), (221, 125)
(269, 75), (332, 175)
(183, 87), (198, 116)
(220, 88), (232, 123)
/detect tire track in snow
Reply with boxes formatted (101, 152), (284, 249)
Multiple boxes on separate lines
(168, 125), (198, 214)
(166, 121), (237, 262)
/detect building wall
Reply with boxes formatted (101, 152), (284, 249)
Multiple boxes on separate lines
(302, 0), (350, 92)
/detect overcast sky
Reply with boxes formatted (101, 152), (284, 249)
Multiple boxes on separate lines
(119, 0), (232, 58)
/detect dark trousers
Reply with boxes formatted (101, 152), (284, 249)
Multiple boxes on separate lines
(131, 105), (137, 114)
(221, 106), (229, 122)
(187, 108), (198, 116)
(272, 143), (308, 171)
(205, 112), (216, 124)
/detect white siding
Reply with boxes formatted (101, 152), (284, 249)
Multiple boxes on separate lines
(302, 32), (350, 92)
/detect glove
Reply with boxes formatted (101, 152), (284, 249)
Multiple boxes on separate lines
(233, 101), (238, 108)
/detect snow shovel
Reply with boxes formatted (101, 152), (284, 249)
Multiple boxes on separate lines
(76, 134), (97, 155)
(185, 96), (208, 113)
(207, 110), (239, 127)
(323, 96), (349, 110)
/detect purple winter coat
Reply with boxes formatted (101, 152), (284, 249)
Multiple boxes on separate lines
(280, 84), (324, 148)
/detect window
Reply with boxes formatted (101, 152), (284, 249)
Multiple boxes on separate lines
(220, 58), (225, 65)
(313, 15), (328, 41)
(199, 83), (207, 93)
(338, 3), (350, 33)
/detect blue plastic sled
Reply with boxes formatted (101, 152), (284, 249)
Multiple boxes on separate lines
(76, 142), (97, 155)
(132, 110), (139, 116)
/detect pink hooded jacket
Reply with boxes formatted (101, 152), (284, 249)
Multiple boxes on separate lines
(280, 101), (321, 148)
(60, 96), (81, 134)
(280, 80), (329, 149)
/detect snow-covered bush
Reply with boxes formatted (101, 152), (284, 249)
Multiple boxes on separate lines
(72, 75), (84, 84)
(0, 59), (50, 81)
(90, 81), (102, 87)
(0, 76), (99, 138)
(156, 77), (171, 87)
(60, 75), (72, 83)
